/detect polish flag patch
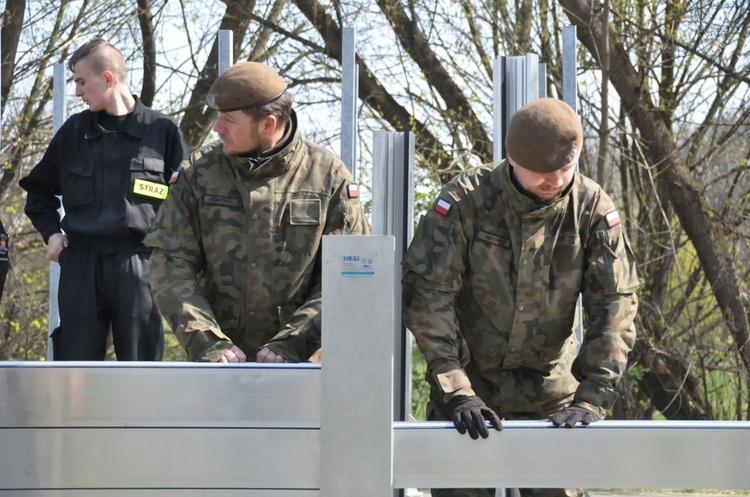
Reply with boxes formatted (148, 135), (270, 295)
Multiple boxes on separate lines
(605, 210), (621, 228)
(347, 183), (360, 198)
(169, 171), (180, 184)
(434, 198), (452, 216)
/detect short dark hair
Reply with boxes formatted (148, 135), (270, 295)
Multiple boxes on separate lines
(243, 91), (294, 129)
(68, 38), (127, 81)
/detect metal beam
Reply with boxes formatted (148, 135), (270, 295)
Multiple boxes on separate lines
(0, 428), (320, 490)
(0, 362), (320, 428)
(47, 62), (67, 360)
(218, 29), (233, 74)
(340, 27), (358, 177)
(393, 420), (750, 490)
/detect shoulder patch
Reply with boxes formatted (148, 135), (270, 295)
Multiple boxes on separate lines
(434, 198), (452, 216)
(0, 232), (8, 262)
(347, 183), (360, 199)
(605, 210), (621, 228)
(169, 171), (180, 184)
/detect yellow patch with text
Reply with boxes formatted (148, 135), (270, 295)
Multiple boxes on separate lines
(133, 179), (168, 200)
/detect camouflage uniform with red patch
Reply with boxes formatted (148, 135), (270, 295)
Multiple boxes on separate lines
(145, 112), (370, 362)
(403, 160), (642, 418)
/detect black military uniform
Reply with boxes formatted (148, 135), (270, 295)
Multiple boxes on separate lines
(20, 96), (188, 360)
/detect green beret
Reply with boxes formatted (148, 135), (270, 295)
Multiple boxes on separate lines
(206, 62), (287, 112)
(505, 98), (583, 173)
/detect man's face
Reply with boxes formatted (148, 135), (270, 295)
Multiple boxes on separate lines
(212, 110), (264, 156)
(72, 58), (110, 113)
(510, 160), (576, 203)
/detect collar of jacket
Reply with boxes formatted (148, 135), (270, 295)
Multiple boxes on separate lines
(229, 110), (300, 180)
(499, 159), (574, 217)
(84, 95), (148, 140)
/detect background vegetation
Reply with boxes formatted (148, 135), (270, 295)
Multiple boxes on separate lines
(1, 0), (748, 421)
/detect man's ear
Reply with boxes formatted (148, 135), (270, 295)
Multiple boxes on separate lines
(262, 115), (279, 135)
(103, 70), (115, 87)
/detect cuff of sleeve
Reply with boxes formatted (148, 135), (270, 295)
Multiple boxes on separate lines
(263, 339), (302, 363)
(436, 369), (476, 403)
(575, 379), (619, 416)
(42, 229), (62, 245)
(573, 400), (606, 419)
(187, 335), (232, 362)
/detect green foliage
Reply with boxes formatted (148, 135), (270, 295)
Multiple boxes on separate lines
(411, 345), (430, 421)
(626, 363), (648, 381)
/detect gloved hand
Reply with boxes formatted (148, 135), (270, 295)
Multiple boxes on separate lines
(445, 395), (503, 440)
(549, 404), (601, 428)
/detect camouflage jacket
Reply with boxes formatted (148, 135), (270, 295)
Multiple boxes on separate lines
(144, 112), (370, 362)
(402, 160), (643, 417)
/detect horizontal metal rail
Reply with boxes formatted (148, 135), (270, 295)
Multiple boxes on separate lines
(394, 421), (750, 489)
(0, 361), (321, 428)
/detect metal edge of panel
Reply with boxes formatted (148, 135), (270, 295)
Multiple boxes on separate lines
(0, 363), (321, 428)
(0, 492), (319, 497)
(392, 421), (750, 489)
(0, 427), (321, 491)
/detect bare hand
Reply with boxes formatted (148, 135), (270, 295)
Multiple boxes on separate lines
(47, 233), (68, 262)
(256, 347), (287, 363)
(218, 345), (247, 363)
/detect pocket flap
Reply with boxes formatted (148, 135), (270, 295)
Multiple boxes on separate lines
(290, 199), (321, 225)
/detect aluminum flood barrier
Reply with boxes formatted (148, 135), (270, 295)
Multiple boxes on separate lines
(1, 236), (749, 495)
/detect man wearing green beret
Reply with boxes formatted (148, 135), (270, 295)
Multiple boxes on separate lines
(402, 98), (643, 497)
(145, 61), (370, 363)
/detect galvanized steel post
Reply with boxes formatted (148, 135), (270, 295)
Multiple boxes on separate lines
(341, 28), (358, 178)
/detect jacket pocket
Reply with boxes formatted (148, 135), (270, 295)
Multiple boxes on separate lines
(289, 199), (321, 225)
(62, 161), (95, 208)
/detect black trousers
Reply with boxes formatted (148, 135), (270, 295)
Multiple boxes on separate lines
(55, 247), (163, 360)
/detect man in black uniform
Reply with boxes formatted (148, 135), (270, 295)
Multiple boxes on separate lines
(19, 38), (188, 360)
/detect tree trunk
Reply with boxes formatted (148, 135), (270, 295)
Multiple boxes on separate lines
(136, 0), (157, 107)
(180, 1), (254, 151)
(1, 0), (26, 108)
(290, 0), (457, 182)
(559, 0), (750, 416)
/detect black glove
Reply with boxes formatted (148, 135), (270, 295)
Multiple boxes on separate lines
(549, 405), (601, 428)
(445, 395), (503, 440)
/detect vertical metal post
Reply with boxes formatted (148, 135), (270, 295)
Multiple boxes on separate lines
(495, 54), (540, 161)
(372, 131), (415, 424)
(563, 26), (583, 348)
(47, 62), (66, 360)
(538, 63), (547, 98)
(321, 235), (395, 497)
(218, 30), (233, 75)
(492, 57), (505, 162)
(372, 131), (414, 497)
(341, 28), (358, 178)
(562, 26), (578, 109)
(506, 54), (539, 132)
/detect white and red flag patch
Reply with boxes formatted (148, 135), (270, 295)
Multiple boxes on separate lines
(347, 183), (360, 198)
(605, 210), (621, 228)
(434, 198), (452, 216)
(169, 171), (180, 184)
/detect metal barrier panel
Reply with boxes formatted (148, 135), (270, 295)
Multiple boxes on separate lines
(3, 236), (750, 493)
(393, 421), (750, 490)
(0, 363), (322, 492)
(320, 235), (395, 496)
